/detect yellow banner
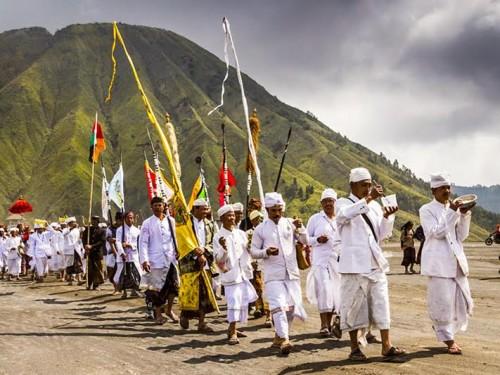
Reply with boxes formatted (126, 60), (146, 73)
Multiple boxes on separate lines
(105, 22), (218, 312)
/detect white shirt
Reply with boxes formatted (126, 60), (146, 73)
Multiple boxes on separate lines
(306, 211), (341, 266)
(139, 215), (177, 269)
(419, 199), (471, 277)
(63, 227), (81, 255)
(250, 217), (308, 282)
(214, 226), (252, 285)
(335, 193), (395, 274)
(27, 232), (51, 258)
(192, 217), (206, 248)
(116, 224), (140, 263)
(6, 236), (22, 260)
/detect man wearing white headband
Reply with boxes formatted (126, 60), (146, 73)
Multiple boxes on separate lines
(232, 202), (244, 227)
(62, 217), (84, 285)
(336, 167), (405, 361)
(214, 205), (256, 345)
(419, 173), (474, 355)
(27, 223), (51, 282)
(5, 228), (23, 280)
(47, 223), (64, 277)
(305, 188), (342, 338)
(251, 192), (308, 355)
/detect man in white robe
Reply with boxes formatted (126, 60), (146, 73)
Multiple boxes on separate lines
(140, 196), (179, 325)
(306, 188), (342, 338)
(251, 192), (308, 355)
(214, 205), (257, 345)
(63, 217), (84, 285)
(115, 211), (142, 298)
(336, 167), (405, 361)
(419, 173), (474, 355)
(27, 224), (51, 282)
(6, 228), (23, 280)
(0, 228), (7, 279)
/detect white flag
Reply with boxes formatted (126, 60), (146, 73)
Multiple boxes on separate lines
(109, 163), (125, 210)
(101, 167), (110, 219)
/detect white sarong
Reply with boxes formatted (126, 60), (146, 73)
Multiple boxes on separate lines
(225, 280), (258, 324)
(306, 258), (341, 314)
(340, 269), (390, 332)
(7, 258), (21, 276)
(142, 267), (168, 292)
(64, 254), (74, 268)
(427, 268), (473, 342)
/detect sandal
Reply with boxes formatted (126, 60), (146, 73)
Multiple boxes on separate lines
(264, 317), (273, 328)
(228, 335), (239, 345)
(383, 346), (407, 357)
(165, 312), (179, 324)
(348, 348), (367, 361)
(236, 330), (247, 338)
(198, 323), (214, 333)
(366, 334), (382, 344)
(319, 327), (330, 337)
(447, 345), (462, 355)
(331, 317), (342, 339)
(280, 340), (292, 356)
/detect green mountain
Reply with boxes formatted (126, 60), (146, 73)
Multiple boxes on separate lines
(0, 23), (497, 241)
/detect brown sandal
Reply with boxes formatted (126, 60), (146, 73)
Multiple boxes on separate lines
(383, 346), (407, 357)
(447, 345), (462, 355)
(349, 348), (367, 361)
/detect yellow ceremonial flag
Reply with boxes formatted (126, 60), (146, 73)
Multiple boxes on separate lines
(105, 22), (218, 312)
(187, 175), (203, 211)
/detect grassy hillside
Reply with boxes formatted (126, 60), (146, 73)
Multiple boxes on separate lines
(0, 23), (497, 241)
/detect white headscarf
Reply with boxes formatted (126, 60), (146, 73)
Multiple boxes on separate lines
(217, 204), (234, 219)
(430, 173), (451, 188)
(321, 188), (338, 201)
(264, 192), (285, 208)
(349, 167), (371, 183)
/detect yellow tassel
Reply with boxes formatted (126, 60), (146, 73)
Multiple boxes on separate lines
(246, 108), (260, 173)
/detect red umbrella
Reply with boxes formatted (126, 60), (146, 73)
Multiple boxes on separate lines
(8, 197), (33, 214)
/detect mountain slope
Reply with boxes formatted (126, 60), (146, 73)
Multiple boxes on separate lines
(0, 23), (497, 241)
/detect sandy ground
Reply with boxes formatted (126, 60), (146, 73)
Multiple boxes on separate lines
(0, 243), (499, 375)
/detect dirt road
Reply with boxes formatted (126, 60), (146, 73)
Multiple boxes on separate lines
(1, 244), (499, 374)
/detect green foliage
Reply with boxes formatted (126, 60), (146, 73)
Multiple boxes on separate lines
(0, 23), (496, 241)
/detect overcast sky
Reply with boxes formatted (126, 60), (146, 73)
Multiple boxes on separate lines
(1, 0), (499, 186)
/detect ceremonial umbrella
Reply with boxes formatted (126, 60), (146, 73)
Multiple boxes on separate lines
(8, 197), (33, 214)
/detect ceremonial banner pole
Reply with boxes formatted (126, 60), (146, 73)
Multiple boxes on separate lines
(274, 126), (292, 192)
(221, 123), (230, 205)
(86, 112), (98, 289)
(105, 22), (219, 313)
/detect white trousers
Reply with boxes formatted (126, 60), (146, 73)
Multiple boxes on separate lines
(265, 278), (307, 339)
(340, 270), (390, 332)
(225, 280), (258, 324)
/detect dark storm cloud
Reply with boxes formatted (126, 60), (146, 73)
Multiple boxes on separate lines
(0, 0), (498, 184)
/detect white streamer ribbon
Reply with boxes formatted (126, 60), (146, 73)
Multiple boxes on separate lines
(208, 17), (265, 208)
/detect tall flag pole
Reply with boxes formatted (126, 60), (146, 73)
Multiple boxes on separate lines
(208, 17), (265, 208)
(105, 22), (219, 313)
(87, 111), (105, 288)
(274, 126), (293, 192)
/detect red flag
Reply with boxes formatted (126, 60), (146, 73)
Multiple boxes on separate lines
(217, 165), (236, 206)
(89, 121), (106, 163)
(144, 159), (157, 201)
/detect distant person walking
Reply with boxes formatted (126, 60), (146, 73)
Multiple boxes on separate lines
(400, 221), (416, 274)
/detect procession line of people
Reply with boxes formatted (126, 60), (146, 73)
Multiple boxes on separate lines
(0, 168), (475, 360)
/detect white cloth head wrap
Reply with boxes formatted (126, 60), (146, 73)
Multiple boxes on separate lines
(249, 210), (264, 221)
(65, 216), (76, 224)
(217, 204), (234, 218)
(264, 192), (285, 208)
(193, 198), (208, 208)
(349, 167), (371, 183)
(34, 223), (42, 229)
(50, 222), (59, 228)
(232, 202), (244, 212)
(430, 173), (451, 188)
(321, 188), (338, 201)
